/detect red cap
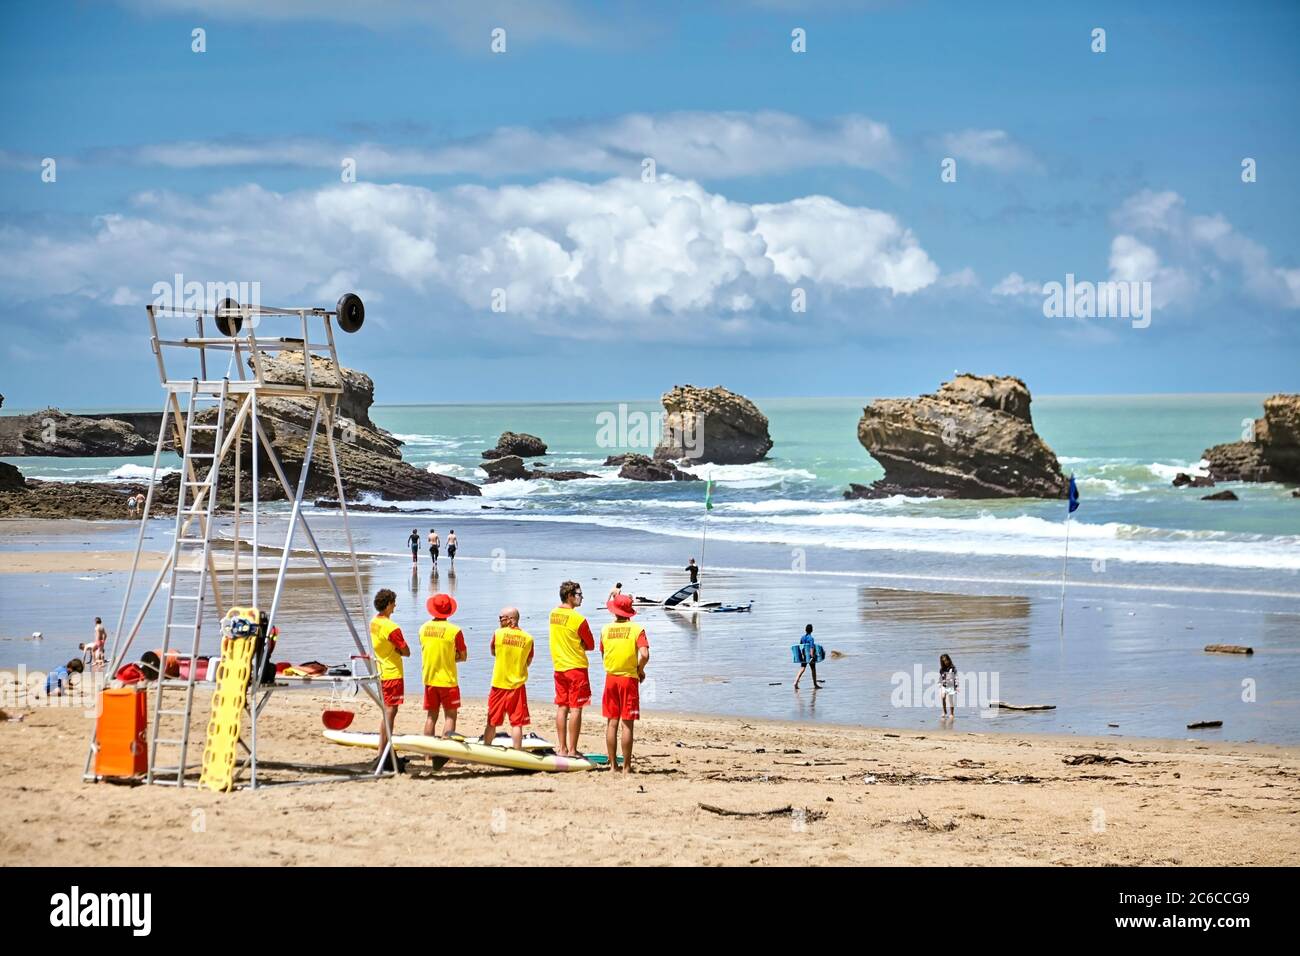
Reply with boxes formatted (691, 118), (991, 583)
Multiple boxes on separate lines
(606, 593), (637, 618)
(427, 593), (457, 618)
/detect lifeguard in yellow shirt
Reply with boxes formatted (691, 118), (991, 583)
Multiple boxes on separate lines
(549, 580), (596, 757)
(481, 607), (535, 750)
(419, 592), (467, 738)
(601, 593), (650, 774)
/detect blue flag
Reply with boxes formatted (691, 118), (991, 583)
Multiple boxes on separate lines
(1067, 474), (1079, 513)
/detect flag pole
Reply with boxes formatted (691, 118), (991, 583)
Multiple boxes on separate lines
(1058, 510), (1071, 641)
(699, 472), (711, 603)
(1059, 473), (1077, 641)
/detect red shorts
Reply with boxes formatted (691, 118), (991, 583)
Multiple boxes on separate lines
(423, 685), (461, 712)
(487, 686), (530, 727)
(553, 668), (592, 708)
(602, 674), (641, 721)
(381, 678), (405, 708)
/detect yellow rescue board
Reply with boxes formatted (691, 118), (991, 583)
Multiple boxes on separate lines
(324, 729), (596, 773)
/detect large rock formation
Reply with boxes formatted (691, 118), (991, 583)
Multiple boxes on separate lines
(483, 432), (547, 459)
(182, 350), (478, 502)
(0, 408), (154, 457)
(0, 461), (25, 492)
(652, 385), (772, 464)
(609, 453), (700, 482)
(1202, 395), (1300, 483)
(846, 373), (1066, 499)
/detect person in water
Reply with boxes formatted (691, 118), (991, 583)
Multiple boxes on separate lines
(939, 653), (959, 719)
(793, 624), (823, 690)
(446, 529), (458, 564)
(427, 528), (440, 568)
(607, 582), (622, 603)
(406, 529), (420, 565)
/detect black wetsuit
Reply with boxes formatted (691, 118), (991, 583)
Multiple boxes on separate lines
(686, 564), (699, 584)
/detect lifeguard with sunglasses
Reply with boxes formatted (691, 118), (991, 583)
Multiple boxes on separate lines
(548, 580), (596, 757)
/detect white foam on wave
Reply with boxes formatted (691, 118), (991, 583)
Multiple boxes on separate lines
(424, 461), (473, 477)
(392, 433), (461, 447)
(1146, 461), (1209, 481)
(675, 461), (818, 488)
(483, 510), (1300, 571)
(105, 464), (176, 481)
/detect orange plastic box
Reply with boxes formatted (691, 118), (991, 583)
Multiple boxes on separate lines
(95, 687), (148, 777)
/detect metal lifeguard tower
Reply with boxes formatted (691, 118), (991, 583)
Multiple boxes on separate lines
(83, 292), (396, 789)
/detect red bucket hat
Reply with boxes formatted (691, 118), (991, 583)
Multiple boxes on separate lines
(427, 593), (457, 618)
(606, 593), (637, 618)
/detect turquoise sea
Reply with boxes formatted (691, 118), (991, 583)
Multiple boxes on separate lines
(4, 394), (1299, 743)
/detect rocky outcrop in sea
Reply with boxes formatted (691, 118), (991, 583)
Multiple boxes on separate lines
(608, 453), (700, 482)
(483, 432), (548, 459)
(0, 407), (155, 457)
(1202, 394), (1300, 484)
(652, 385), (772, 465)
(846, 373), (1066, 499)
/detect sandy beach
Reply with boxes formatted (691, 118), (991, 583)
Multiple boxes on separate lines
(1, 685), (1297, 867)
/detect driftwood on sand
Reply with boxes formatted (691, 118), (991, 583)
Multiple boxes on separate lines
(1204, 644), (1253, 655)
(1187, 720), (1224, 730)
(991, 701), (1056, 711)
(698, 803), (827, 822)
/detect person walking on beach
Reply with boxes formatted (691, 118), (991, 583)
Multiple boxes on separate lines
(419, 593), (466, 738)
(127, 493), (139, 517)
(793, 624), (823, 690)
(446, 530), (458, 565)
(549, 580), (595, 757)
(939, 653), (959, 720)
(601, 594), (649, 774)
(427, 528), (440, 568)
(369, 588), (410, 772)
(482, 607), (534, 750)
(407, 529), (420, 565)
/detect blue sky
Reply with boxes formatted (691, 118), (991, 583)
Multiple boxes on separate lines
(1, 0), (1297, 408)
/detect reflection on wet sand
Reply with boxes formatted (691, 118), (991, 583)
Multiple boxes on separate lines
(857, 586), (1032, 651)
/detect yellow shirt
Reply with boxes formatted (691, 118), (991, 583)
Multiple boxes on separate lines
(548, 605), (591, 673)
(369, 615), (405, 681)
(600, 621), (648, 678)
(490, 626), (534, 690)
(420, 619), (465, 688)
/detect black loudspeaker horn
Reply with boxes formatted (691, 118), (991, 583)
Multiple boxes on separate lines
(336, 292), (365, 333)
(214, 297), (243, 336)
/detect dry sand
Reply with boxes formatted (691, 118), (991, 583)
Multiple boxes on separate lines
(1, 682), (1296, 866)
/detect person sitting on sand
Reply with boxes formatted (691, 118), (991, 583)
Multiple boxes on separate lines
(794, 624), (824, 690)
(601, 594), (650, 774)
(45, 658), (84, 697)
(939, 653), (959, 720)
(369, 588), (410, 772)
(420, 593), (467, 738)
(550, 580), (596, 757)
(482, 607), (534, 751)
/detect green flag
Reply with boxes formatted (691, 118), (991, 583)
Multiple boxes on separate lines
(704, 478), (714, 510)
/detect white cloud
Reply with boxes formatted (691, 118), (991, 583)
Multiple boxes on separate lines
(992, 272), (1041, 297)
(940, 129), (1041, 173)
(1110, 189), (1300, 309)
(112, 111), (901, 181)
(0, 177), (940, 340)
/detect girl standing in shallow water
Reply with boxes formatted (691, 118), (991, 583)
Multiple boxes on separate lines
(939, 653), (958, 720)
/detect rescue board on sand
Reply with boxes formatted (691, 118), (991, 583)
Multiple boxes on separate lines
(324, 729), (595, 772)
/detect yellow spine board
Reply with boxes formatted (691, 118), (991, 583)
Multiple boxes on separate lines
(198, 635), (255, 792)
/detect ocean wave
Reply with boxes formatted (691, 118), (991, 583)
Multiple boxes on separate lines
(483, 511), (1300, 571)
